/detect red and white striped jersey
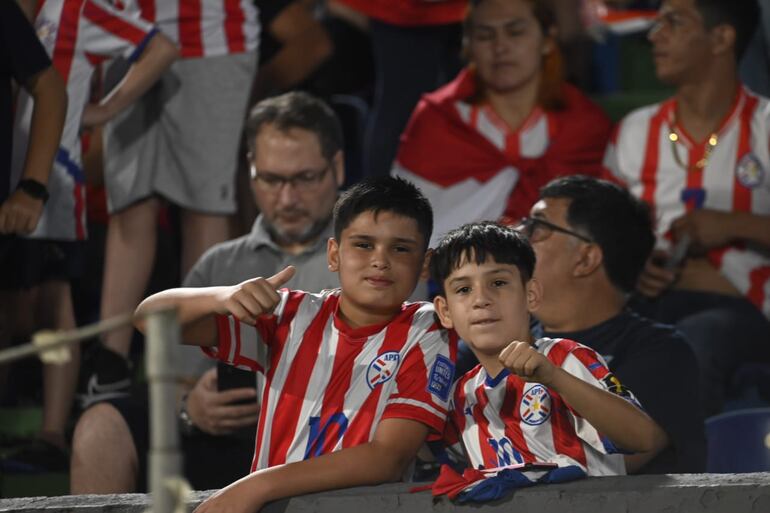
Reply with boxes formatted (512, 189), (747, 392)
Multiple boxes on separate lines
(121, 0), (259, 58)
(393, 69), (610, 247)
(204, 288), (458, 472)
(11, 0), (156, 240)
(604, 86), (770, 319)
(446, 338), (638, 476)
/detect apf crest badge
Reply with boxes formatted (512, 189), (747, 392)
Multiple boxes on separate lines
(366, 351), (400, 390)
(519, 383), (552, 426)
(736, 153), (765, 189)
(36, 18), (58, 48)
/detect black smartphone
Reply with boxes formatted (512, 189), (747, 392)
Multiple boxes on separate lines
(216, 362), (258, 440)
(217, 362), (258, 401)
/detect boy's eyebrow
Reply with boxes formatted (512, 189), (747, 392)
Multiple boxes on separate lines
(347, 234), (420, 245)
(473, 17), (527, 31)
(446, 267), (516, 286)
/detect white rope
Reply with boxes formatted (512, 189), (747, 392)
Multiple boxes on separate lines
(0, 309), (167, 366)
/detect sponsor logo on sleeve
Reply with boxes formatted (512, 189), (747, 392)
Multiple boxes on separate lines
(427, 355), (454, 402)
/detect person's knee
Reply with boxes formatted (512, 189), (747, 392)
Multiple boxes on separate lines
(72, 403), (136, 459)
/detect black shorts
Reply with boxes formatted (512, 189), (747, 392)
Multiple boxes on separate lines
(0, 236), (85, 289)
(106, 386), (254, 492)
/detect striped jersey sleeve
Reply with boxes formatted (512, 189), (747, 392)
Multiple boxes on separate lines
(204, 288), (311, 374)
(80, 0), (156, 61)
(382, 305), (458, 433)
(541, 338), (641, 455)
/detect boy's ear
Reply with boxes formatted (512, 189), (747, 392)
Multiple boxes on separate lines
(433, 295), (454, 329)
(419, 248), (433, 281)
(327, 237), (340, 272)
(331, 150), (345, 186)
(526, 277), (543, 314)
(573, 243), (603, 279)
(710, 24), (736, 58)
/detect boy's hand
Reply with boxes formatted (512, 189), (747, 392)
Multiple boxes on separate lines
(499, 341), (556, 385)
(216, 266), (295, 324)
(194, 475), (265, 513)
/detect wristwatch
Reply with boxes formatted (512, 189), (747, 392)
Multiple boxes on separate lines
(16, 179), (49, 203)
(178, 392), (198, 436)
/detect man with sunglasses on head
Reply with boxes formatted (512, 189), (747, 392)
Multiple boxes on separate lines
(519, 175), (705, 475)
(70, 91), (342, 493)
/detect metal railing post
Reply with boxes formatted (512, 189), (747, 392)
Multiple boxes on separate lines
(146, 308), (183, 513)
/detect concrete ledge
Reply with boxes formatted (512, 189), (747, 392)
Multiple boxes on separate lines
(2, 473), (770, 513)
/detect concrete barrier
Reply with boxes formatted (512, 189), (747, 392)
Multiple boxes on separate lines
(2, 473), (770, 513)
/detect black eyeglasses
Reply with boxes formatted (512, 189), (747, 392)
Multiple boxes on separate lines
(515, 217), (593, 243)
(251, 165), (330, 192)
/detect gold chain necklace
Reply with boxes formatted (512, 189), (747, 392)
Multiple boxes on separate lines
(668, 123), (718, 172)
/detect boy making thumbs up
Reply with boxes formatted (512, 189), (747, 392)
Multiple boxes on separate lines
(135, 176), (457, 513)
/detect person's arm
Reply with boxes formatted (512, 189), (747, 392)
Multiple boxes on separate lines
(0, 66), (67, 234)
(250, 1), (333, 101)
(81, 31), (178, 128)
(670, 210), (770, 254)
(134, 266), (296, 346)
(194, 417), (429, 513)
(499, 341), (668, 454)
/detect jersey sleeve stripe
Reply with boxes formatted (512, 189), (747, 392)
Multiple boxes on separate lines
(381, 400), (446, 433)
(83, 0), (149, 45)
(549, 393), (588, 467)
(138, 0), (156, 22)
(266, 291), (306, 380)
(52, 0), (87, 83)
(178, 0), (203, 57)
(223, 0), (245, 53)
(748, 266), (770, 310)
(126, 28), (158, 63)
(734, 94), (759, 212)
(639, 103), (670, 211)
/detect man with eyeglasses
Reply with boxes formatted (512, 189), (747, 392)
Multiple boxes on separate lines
(71, 92), (342, 493)
(521, 175), (706, 475)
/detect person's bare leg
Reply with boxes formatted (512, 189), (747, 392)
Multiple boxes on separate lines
(101, 198), (160, 357)
(70, 403), (139, 493)
(38, 281), (79, 448)
(180, 210), (230, 277)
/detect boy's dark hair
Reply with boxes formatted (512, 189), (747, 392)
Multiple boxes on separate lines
(539, 176), (655, 293)
(245, 91), (344, 162)
(430, 222), (536, 295)
(695, 0), (759, 60)
(333, 176), (433, 247)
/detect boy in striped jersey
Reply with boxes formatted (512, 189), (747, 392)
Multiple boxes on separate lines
(430, 222), (667, 480)
(135, 176), (456, 513)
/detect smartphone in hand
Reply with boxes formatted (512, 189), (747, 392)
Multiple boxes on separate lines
(217, 362), (257, 404)
(216, 362), (258, 440)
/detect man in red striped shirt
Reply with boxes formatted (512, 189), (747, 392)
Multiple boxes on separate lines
(135, 176), (457, 513)
(430, 222), (666, 483)
(604, 0), (770, 415)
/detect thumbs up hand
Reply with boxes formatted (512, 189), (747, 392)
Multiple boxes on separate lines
(216, 266), (296, 324)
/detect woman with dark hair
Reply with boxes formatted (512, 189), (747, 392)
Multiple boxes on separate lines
(394, 0), (612, 247)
